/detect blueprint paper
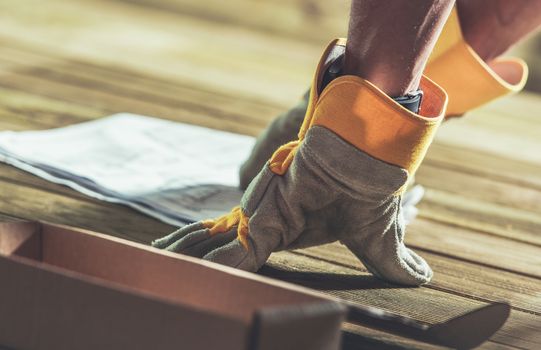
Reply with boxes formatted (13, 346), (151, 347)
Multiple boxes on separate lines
(0, 114), (255, 226)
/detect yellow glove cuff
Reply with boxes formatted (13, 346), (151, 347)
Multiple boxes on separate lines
(426, 6), (528, 117)
(312, 74), (446, 176)
(277, 38), (447, 177)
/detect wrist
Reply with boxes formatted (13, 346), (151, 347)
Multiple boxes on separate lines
(323, 47), (424, 113)
(343, 49), (424, 97)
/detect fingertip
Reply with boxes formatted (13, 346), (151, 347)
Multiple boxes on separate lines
(150, 222), (206, 250)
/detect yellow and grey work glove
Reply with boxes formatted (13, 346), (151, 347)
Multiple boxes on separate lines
(154, 127), (426, 284)
(153, 39), (447, 286)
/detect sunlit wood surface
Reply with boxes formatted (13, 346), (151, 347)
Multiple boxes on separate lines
(0, 1), (540, 348)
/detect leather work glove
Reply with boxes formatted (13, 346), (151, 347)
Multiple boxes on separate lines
(238, 6), (528, 222)
(153, 38), (448, 286)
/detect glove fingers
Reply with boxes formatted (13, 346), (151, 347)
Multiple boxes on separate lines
(160, 228), (211, 253)
(357, 246), (433, 286)
(151, 222), (205, 249)
(344, 235), (432, 286)
(181, 229), (238, 258)
(203, 239), (264, 272)
(397, 245), (433, 283)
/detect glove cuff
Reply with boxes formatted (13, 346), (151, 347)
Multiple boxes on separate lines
(294, 38), (447, 178)
(311, 72), (447, 178)
(297, 38), (348, 141)
(426, 6), (529, 117)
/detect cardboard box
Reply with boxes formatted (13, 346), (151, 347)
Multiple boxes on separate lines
(0, 221), (346, 350)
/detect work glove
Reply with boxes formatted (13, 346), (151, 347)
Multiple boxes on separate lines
(152, 39), (447, 286)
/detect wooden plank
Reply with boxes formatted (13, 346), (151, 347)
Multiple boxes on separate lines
(341, 323), (445, 350)
(415, 161), (541, 246)
(435, 112), (541, 166)
(484, 92), (541, 123)
(407, 218), (541, 278)
(0, 0), (318, 105)
(297, 244), (541, 315)
(416, 163), (541, 217)
(265, 253), (476, 324)
(0, 62), (276, 132)
(417, 187), (541, 246)
(0, 70), (262, 136)
(119, 0), (349, 43)
(265, 251), (540, 349)
(0, 179), (174, 243)
(342, 323), (521, 350)
(0, 49), (286, 134)
(0, 43), (285, 120)
(0, 86), (103, 129)
(1, 0), (539, 108)
(424, 143), (541, 190)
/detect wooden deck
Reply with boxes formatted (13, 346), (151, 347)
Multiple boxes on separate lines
(0, 0), (540, 348)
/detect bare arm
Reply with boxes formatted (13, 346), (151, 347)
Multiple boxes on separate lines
(343, 0), (455, 97)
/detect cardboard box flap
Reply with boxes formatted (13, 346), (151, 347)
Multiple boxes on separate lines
(0, 255), (249, 350)
(33, 222), (338, 322)
(0, 221), (346, 350)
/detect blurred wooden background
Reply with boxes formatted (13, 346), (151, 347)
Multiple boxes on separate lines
(120, 0), (541, 91)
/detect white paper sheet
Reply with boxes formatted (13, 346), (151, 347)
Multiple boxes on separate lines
(0, 113), (255, 226)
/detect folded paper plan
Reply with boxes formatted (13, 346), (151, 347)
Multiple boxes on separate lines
(0, 114), (254, 225)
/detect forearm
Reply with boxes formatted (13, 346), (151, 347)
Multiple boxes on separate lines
(343, 0), (455, 97)
(458, 0), (541, 62)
